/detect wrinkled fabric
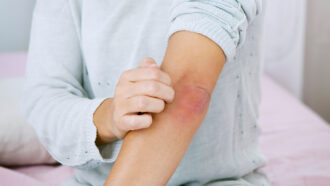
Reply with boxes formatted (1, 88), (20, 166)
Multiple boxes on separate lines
(23, 0), (268, 185)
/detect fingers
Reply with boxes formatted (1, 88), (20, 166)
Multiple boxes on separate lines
(111, 57), (175, 137)
(120, 66), (172, 86)
(138, 57), (159, 69)
(125, 80), (175, 103)
(119, 113), (152, 131)
(124, 95), (165, 114)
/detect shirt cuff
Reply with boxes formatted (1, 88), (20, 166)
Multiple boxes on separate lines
(81, 97), (123, 169)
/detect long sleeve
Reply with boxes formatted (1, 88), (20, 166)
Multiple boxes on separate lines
(167, 0), (262, 60)
(22, 0), (120, 169)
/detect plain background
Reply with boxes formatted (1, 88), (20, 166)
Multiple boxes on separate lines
(0, 0), (329, 123)
(0, 0), (35, 52)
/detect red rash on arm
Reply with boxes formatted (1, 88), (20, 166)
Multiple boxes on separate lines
(169, 84), (210, 123)
(104, 83), (212, 185)
(105, 31), (226, 185)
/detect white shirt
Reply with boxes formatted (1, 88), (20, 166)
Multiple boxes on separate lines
(23, 0), (269, 185)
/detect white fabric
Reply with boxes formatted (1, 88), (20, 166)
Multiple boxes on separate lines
(24, 0), (269, 185)
(0, 78), (56, 166)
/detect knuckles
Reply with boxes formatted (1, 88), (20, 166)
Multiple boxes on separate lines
(136, 96), (148, 110)
(149, 68), (162, 80)
(147, 81), (160, 94)
(119, 70), (130, 80)
(114, 83), (125, 96)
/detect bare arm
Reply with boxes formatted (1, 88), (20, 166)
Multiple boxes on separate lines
(105, 31), (226, 185)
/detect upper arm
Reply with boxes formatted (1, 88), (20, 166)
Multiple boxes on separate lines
(161, 0), (262, 119)
(156, 30), (227, 129)
(105, 1), (260, 184)
(162, 0), (263, 97)
(161, 30), (226, 96)
(105, 30), (227, 185)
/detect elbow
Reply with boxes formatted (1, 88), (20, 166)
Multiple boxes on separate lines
(177, 84), (211, 114)
(169, 82), (211, 123)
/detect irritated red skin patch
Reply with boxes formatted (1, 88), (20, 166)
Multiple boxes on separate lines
(170, 85), (210, 122)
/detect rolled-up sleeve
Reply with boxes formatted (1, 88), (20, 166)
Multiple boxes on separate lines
(167, 0), (262, 60)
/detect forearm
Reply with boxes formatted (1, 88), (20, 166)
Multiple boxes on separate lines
(105, 31), (226, 185)
(105, 83), (210, 185)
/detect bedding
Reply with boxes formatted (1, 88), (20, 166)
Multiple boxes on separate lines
(0, 53), (56, 166)
(259, 75), (330, 186)
(0, 53), (330, 185)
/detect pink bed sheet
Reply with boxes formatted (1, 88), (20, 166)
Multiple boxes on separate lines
(259, 76), (330, 186)
(0, 52), (26, 78)
(0, 166), (73, 186)
(1, 53), (330, 186)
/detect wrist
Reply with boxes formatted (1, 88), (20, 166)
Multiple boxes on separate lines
(93, 98), (118, 146)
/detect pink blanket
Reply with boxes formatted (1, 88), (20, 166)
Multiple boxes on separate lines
(259, 76), (330, 186)
(0, 166), (73, 186)
(1, 53), (330, 185)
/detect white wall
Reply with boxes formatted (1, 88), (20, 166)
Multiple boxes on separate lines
(303, 0), (330, 123)
(262, 0), (307, 99)
(0, 0), (36, 52)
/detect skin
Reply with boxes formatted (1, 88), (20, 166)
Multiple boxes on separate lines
(103, 30), (226, 185)
(93, 58), (175, 144)
(169, 84), (210, 123)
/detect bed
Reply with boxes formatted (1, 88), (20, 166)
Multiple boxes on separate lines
(1, 53), (330, 186)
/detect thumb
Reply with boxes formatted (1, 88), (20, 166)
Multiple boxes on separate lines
(139, 57), (159, 68)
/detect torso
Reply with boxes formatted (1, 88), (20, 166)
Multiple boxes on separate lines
(67, 0), (268, 185)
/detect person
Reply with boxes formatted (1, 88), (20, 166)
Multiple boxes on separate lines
(23, 0), (271, 185)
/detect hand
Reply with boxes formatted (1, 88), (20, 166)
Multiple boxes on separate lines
(93, 58), (175, 144)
